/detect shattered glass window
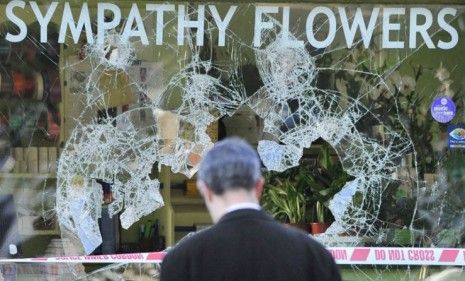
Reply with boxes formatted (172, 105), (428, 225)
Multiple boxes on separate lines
(0, 1), (464, 280)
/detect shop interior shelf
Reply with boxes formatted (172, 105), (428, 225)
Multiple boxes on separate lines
(170, 189), (204, 206)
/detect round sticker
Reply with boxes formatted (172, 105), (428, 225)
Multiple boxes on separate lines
(431, 96), (456, 123)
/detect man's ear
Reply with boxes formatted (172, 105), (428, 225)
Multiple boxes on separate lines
(255, 177), (265, 200)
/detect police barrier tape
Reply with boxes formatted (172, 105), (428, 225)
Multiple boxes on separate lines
(329, 247), (464, 266)
(0, 247), (464, 266)
(0, 252), (166, 264)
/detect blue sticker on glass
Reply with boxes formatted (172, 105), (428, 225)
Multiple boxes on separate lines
(448, 124), (465, 149)
(431, 96), (456, 123)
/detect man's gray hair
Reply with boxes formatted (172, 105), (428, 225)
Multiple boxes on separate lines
(197, 138), (262, 194)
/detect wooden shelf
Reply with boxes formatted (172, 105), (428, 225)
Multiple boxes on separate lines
(171, 196), (204, 206)
(173, 205), (208, 213)
(170, 189), (204, 206)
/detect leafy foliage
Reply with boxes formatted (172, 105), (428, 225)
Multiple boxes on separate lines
(262, 141), (353, 224)
(262, 178), (306, 224)
(305, 143), (354, 223)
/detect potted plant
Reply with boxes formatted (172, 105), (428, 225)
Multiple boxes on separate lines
(310, 201), (329, 234)
(262, 143), (353, 234)
(262, 177), (309, 232)
(304, 143), (354, 234)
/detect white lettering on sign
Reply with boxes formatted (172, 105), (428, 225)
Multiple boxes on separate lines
(0, 2), (459, 49)
(409, 7), (435, 49)
(96, 3), (122, 45)
(253, 6), (279, 47)
(209, 5), (237, 47)
(306, 6), (337, 49)
(122, 3), (149, 45)
(177, 4), (205, 46)
(146, 4), (175, 46)
(382, 8), (406, 49)
(5, 0), (27, 42)
(339, 7), (379, 48)
(58, 2), (93, 44)
(30, 1), (58, 43)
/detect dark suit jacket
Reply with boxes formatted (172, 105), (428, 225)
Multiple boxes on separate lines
(160, 209), (342, 281)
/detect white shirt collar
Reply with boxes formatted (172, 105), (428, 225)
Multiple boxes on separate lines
(224, 202), (261, 214)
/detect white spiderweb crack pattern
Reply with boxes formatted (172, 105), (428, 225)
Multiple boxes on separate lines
(52, 7), (465, 275)
(56, 119), (163, 253)
(158, 50), (242, 177)
(57, 26), (244, 254)
(56, 32), (163, 255)
(0, 2), (461, 281)
(56, 23), (416, 255)
(247, 32), (415, 244)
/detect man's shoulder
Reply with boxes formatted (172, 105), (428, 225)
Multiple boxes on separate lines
(164, 226), (216, 258)
(160, 229), (216, 281)
(164, 212), (329, 259)
(162, 219), (341, 280)
(275, 223), (329, 248)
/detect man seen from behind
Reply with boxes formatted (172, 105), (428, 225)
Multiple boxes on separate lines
(160, 137), (342, 281)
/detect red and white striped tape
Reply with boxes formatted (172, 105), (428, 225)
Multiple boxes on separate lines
(0, 247), (464, 266)
(329, 247), (464, 266)
(0, 252), (166, 264)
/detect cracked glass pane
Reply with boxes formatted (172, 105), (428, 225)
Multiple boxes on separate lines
(0, 2), (464, 280)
